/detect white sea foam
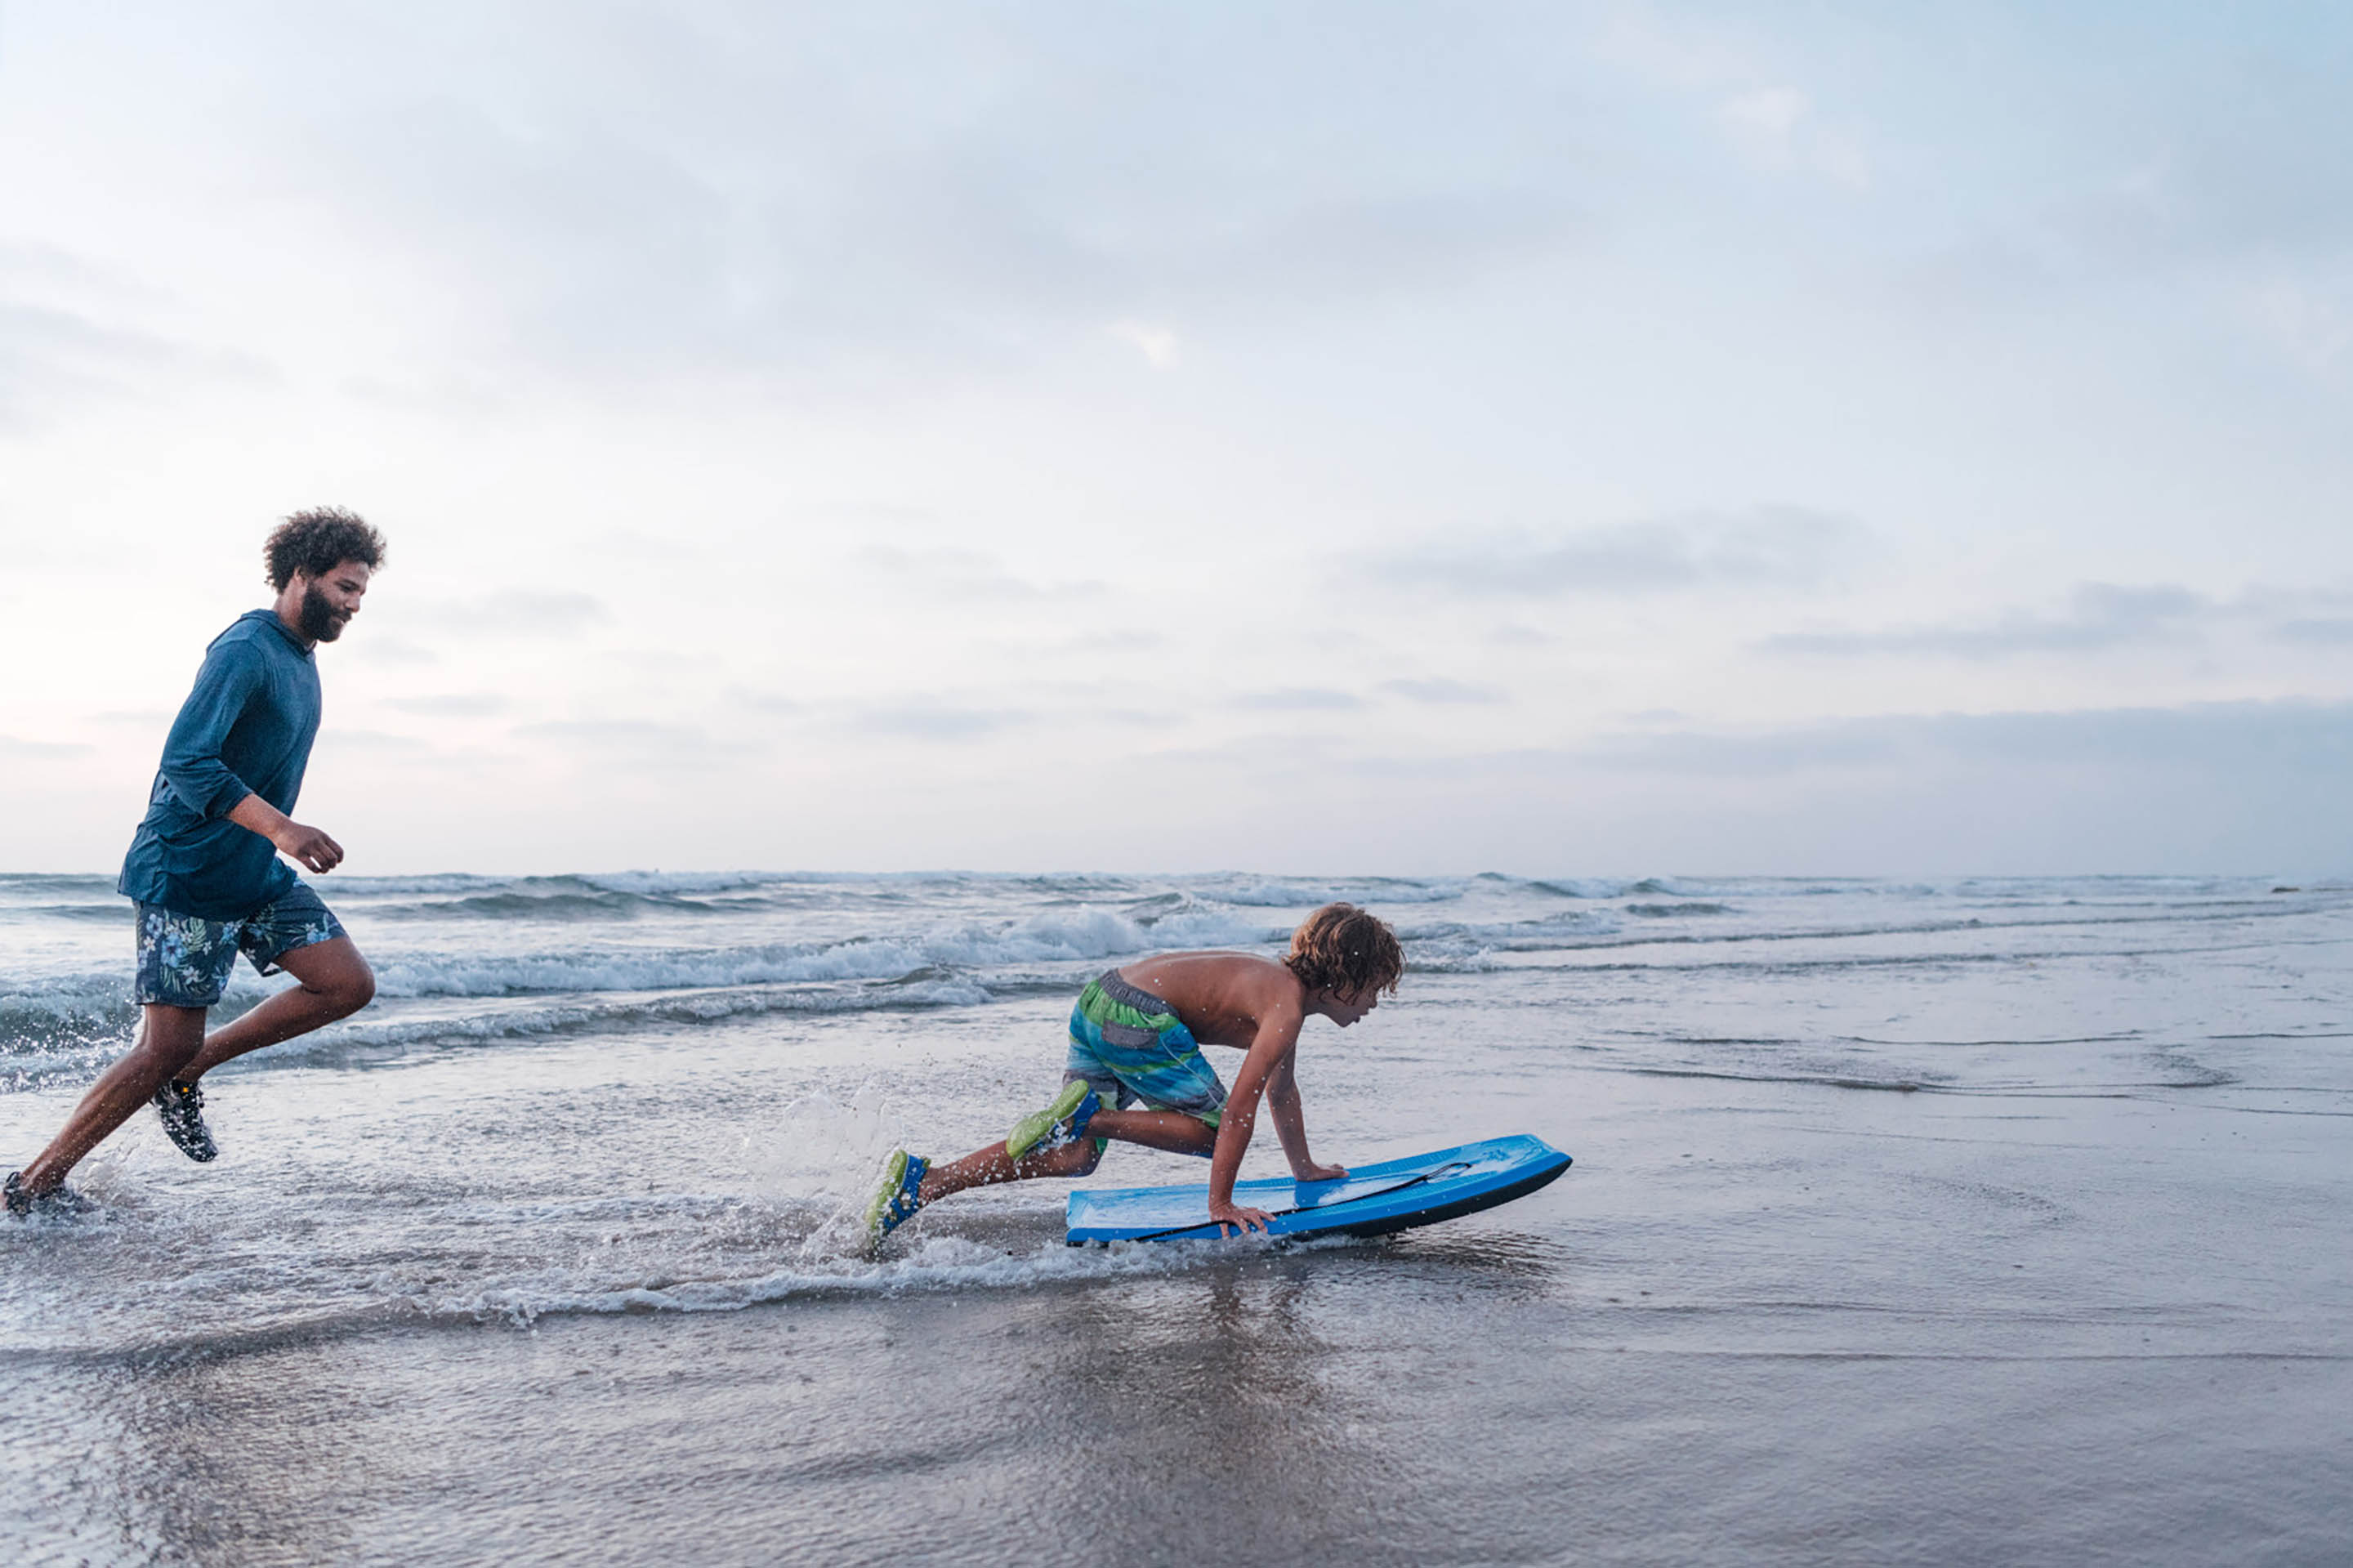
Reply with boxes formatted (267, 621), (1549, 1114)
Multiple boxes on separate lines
(741, 1083), (901, 1201)
(1209, 877), (1467, 907)
(422, 1232), (1268, 1326)
(276, 979), (1000, 1056)
(2, 872), (2328, 1083)
(364, 905), (1271, 999)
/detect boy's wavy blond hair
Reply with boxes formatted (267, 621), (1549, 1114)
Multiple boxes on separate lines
(1284, 903), (1404, 998)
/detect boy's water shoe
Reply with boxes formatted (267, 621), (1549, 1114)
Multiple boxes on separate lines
(1006, 1081), (1100, 1161)
(863, 1150), (929, 1243)
(5, 1171), (92, 1220)
(153, 1079), (219, 1162)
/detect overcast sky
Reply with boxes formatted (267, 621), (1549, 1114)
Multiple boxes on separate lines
(3, 2), (2349, 877)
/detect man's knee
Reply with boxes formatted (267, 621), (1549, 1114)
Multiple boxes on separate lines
(309, 952), (375, 1016)
(333, 963), (377, 1015)
(136, 1007), (208, 1074)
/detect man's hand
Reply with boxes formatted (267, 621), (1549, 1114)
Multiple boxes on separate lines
(228, 793), (345, 873)
(270, 821), (345, 873)
(1293, 1160), (1350, 1183)
(1208, 1197), (1274, 1238)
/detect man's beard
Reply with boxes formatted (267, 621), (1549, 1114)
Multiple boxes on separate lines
(297, 585), (348, 641)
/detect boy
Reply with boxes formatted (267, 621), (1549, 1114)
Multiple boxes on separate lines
(865, 901), (1404, 1241)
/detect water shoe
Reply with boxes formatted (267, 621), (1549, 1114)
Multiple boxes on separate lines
(863, 1150), (929, 1243)
(1006, 1081), (1099, 1161)
(154, 1079), (219, 1163)
(4, 1171), (92, 1220)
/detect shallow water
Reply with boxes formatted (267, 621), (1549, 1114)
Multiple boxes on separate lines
(4, 872), (2350, 1563)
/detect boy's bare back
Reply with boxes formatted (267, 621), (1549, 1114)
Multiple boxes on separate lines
(1114, 951), (1307, 1052)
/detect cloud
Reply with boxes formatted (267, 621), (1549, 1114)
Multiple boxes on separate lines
(1720, 87), (1808, 142)
(729, 689), (807, 715)
(847, 702), (1031, 741)
(1765, 582), (2210, 659)
(857, 547), (1098, 601)
(1235, 687), (1363, 712)
(1594, 13), (1869, 189)
(1573, 699), (2353, 778)
(382, 693), (509, 716)
(2243, 275), (2352, 370)
(513, 719), (754, 762)
(226, 10), (1591, 382)
(399, 593), (611, 637)
(1766, 582), (2353, 662)
(1372, 506), (1863, 598)
(347, 636), (441, 667)
(1381, 678), (1503, 705)
(1323, 699), (2353, 872)
(1895, 47), (2353, 314)
(0, 241), (275, 429)
(0, 297), (270, 427)
(1110, 320), (1178, 367)
(315, 728), (430, 752)
(0, 734), (96, 758)
(1717, 87), (1870, 189)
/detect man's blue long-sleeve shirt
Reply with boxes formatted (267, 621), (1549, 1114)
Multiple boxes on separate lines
(118, 610), (322, 919)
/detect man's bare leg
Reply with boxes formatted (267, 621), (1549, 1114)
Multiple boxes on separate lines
(918, 1107), (1216, 1204)
(16, 939), (373, 1197)
(176, 937), (374, 1080)
(16, 1005), (207, 1196)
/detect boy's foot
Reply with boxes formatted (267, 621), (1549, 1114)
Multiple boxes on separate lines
(1006, 1082), (1099, 1161)
(863, 1150), (930, 1244)
(153, 1079), (219, 1162)
(4, 1171), (92, 1220)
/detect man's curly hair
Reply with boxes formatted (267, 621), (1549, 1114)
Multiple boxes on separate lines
(264, 507), (386, 590)
(1284, 903), (1404, 998)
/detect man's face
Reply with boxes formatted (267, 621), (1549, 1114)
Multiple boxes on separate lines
(295, 560), (372, 642)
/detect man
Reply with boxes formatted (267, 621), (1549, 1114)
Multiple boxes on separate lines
(6, 507), (385, 1215)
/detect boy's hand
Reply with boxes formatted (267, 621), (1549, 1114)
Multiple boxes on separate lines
(1293, 1161), (1349, 1183)
(1208, 1197), (1273, 1237)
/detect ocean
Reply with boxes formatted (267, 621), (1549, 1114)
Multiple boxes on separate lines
(3, 870), (2349, 1564)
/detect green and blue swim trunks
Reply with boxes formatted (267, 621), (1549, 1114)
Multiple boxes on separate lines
(1065, 970), (1227, 1130)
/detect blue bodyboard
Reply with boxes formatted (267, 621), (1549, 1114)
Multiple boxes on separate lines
(1064, 1132), (1569, 1245)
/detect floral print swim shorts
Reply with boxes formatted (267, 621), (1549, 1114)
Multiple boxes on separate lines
(132, 884), (347, 1007)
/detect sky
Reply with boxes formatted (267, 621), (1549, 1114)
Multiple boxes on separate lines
(2, 1), (2350, 878)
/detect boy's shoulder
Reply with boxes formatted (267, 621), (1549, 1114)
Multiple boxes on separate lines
(1127, 949), (1303, 1012)
(1135, 948), (1293, 978)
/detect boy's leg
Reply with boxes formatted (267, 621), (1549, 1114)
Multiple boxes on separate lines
(918, 1136), (1095, 1204)
(16, 1005), (208, 1195)
(916, 1107), (1214, 1204)
(175, 937), (374, 1079)
(1087, 1107), (1220, 1156)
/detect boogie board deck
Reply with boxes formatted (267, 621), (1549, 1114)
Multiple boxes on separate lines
(1065, 1133), (1569, 1245)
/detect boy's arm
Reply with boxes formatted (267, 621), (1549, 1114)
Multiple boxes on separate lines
(1265, 1052), (1346, 1184)
(1206, 1009), (1305, 1235)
